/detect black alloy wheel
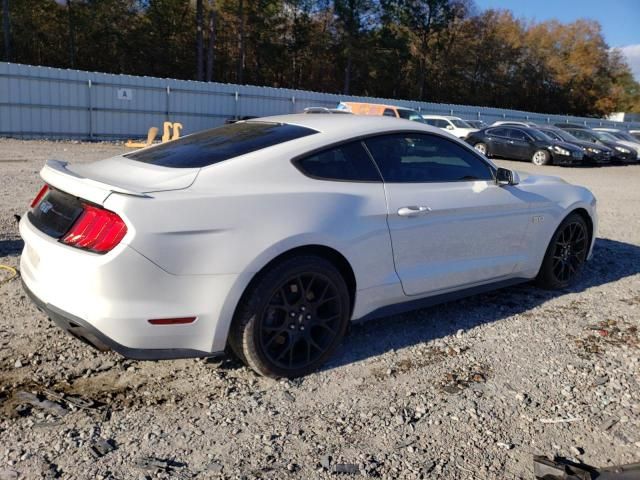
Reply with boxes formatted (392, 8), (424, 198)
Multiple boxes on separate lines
(550, 221), (588, 283)
(258, 272), (343, 371)
(228, 255), (350, 378)
(536, 213), (589, 289)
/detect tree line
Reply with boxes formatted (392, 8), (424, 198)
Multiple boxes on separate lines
(1, 0), (639, 116)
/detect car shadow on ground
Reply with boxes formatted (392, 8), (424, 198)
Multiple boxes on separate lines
(0, 238), (24, 257)
(325, 237), (640, 371)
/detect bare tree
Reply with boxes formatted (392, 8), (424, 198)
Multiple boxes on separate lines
(206, 0), (216, 82)
(1, 0), (10, 61)
(196, 0), (204, 80)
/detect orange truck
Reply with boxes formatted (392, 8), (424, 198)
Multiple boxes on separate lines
(337, 102), (425, 123)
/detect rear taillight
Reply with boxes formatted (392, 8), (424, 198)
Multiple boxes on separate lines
(61, 204), (127, 253)
(30, 184), (49, 208)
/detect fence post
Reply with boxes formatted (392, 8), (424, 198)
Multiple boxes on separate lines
(234, 91), (239, 119)
(291, 96), (296, 113)
(166, 86), (171, 121)
(87, 79), (93, 140)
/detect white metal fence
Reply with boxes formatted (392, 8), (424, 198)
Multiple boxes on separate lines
(1, 62), (639, 140)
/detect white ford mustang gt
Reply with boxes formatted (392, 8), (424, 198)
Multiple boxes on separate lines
(20, 114), (597, 377)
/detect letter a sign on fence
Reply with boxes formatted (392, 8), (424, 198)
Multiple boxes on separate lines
(117, 88), (133, 101)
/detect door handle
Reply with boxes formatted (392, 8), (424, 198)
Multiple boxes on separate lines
(397, 206), (432, 217)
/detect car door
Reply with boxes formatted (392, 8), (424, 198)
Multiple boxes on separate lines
(484, 128), (510, 157)
(364, 132), (532, 296)
(506, 128), (533, 160)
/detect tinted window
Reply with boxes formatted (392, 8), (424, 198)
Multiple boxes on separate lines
(487, 128), (508, 137)
(540, 130), (562, 141)
(127, 122), (317, 168)
(569, 129), (592, 141)
(397, 109), (426, 122)
(507, 129), (528, 141)
(364, 133), (494, 183)
(295, 142), (381, 182)
(383, 109), (397, 117)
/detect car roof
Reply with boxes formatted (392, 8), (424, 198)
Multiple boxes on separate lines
(421, 115), (460, 120)
(251, 113), (434, 134)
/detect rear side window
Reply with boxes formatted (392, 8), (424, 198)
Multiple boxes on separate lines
(383, 108), (397, 117)
(487, 128), (508, 137)
(295, 141), (381, 182)
(126, 122), (317, 168)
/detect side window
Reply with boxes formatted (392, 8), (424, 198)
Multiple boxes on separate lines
(487, 128), (508, 137)
(364, 134), (494, 183)
(508, 129), (528, 141)
(424, 119), (438, 126)
(295, 141), (381, 182)
(383, 108), (397, 117)
(436, 120), (448, 128)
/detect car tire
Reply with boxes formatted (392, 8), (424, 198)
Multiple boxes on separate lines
(228, 255), (351, 378)
(532, 149), (551, 166)
(474, 143), (489, 156)
(535, 213), (589, 290)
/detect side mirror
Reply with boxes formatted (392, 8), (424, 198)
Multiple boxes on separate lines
(446, 125), (454, 130)
(496, 167), (519, 186)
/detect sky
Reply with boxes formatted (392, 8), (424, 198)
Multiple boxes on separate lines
(475, 0), (640, 81)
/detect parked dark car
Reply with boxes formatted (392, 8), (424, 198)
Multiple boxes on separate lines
(560, 128), (638, 163)
(465, 120), (488, 129)
(537, 127), (612, 165)
(491, 121), (540, 128)
(465, 126), (584, 166)
(554, 122), (587, 129)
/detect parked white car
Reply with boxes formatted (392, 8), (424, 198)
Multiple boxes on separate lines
(20, 114), (597, 377)
(421, 115), (478, 138)
(593, 128), (640, 156)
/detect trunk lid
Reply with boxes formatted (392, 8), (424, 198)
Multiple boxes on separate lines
(42, 156), (199, 205)
(30, 157), (198, 241)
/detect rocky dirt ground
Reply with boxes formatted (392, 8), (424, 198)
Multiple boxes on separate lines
(0, 139), (638, 479)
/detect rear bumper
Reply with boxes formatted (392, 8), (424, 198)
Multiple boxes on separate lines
(19, 214), (238, 358)
(22, 279), (218, 360)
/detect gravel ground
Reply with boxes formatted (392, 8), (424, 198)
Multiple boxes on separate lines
(0, 138), (638, 480)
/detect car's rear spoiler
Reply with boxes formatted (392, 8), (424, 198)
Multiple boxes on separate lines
(41, 160), (151, 205)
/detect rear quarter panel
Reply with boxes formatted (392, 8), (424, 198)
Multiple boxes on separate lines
(104, 149), (396, 290)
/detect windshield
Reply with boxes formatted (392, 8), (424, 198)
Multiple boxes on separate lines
(451, 119), (472, 128)
(593, 131), (619, 142)
(529, 129), (553, 141)
(397, 109), (426, 123)
(551, 129), (580, 143)
(540, 129), (562, 141)
(126, 122), (318, 168)
(612, 131), (638, 143)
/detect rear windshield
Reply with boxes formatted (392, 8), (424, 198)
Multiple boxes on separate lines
(126, 122), (318, 168)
